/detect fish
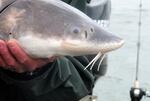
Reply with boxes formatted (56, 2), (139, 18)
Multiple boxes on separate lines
(0, 0), (124, 70)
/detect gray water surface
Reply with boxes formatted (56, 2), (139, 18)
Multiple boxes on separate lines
(94, 0), (150, 101)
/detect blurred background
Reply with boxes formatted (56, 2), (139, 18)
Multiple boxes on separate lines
(93, 0), (150, 101)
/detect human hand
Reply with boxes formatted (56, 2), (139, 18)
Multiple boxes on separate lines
(0, 39), (56, 73)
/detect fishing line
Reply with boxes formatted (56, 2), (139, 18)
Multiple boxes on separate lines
(135, 0), (142, 83)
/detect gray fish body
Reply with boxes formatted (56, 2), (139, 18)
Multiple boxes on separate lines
(0, 0), (124, 58)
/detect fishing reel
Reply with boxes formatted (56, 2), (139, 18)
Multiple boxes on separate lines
(130, 81), (150, 101)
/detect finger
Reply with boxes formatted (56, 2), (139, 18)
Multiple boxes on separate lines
(0, 56), (6, 68)
(7, 39), (39, 71)
(14, 65), (27, 73)
(7, 39), (55, 72)
(7, 39), (28, 63)
(0, 56), (24, 73)
(0, 40), (24, 72)
(48, 56), (57, 62)
(9, 62), (27, 73)
(0, 40), (17, 67)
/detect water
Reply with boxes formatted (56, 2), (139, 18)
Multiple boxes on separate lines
(93, 0), (150, 101)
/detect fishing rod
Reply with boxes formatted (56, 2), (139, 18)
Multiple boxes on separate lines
(130, 0), (150, 101)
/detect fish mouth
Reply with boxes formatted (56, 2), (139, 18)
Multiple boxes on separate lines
(61, 41), (98, 56)
(61, 42), (90, 52)
(101, 39), (124, 53)
(61, 39), (124, 56)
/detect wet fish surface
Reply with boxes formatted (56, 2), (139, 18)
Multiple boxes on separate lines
(0, 0), (124, 59)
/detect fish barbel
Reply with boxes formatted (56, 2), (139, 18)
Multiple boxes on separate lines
(0, 0), (124, 59)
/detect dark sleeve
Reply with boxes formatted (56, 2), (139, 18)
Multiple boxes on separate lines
(87, 0), (111, 20)
(61, 0), (87, 12)
(0, 56), (95, 101)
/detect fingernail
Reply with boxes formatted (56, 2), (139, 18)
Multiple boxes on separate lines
(8, 44), (16, 50)
(8, 43), (14, 48)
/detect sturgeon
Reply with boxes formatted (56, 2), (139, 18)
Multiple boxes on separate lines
(0, 0), (124, 69)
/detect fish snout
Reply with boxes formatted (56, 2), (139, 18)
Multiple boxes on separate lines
(100, 36), (124, 53)
(88, 24), (125, 53)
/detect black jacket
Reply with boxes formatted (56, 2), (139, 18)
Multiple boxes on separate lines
(0, 56), (94, 101)
(0, 1), (95, 101)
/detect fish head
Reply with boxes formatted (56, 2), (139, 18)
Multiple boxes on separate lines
(61, 19), (124, 56)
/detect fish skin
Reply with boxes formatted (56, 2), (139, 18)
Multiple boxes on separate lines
(0, 0), (124, 58)
(0, 0), (16, 12)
